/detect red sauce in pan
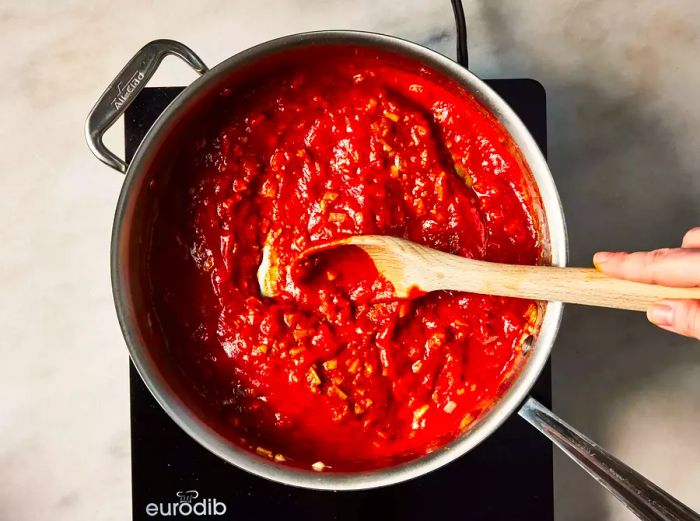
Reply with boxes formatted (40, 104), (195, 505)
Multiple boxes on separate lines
(149, 52), (542, 471)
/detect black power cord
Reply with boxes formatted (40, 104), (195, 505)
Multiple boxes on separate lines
(450, 0), (469, 68)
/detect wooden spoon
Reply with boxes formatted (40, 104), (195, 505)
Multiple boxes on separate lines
(258, 235), (700, 311)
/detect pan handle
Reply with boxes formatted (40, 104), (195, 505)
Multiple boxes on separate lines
(85, 39), (208, 173)
(519, 397), (700, 521)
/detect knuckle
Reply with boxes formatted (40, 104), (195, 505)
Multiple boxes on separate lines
(647, 248), (672, 263)
(640, 249), (673, 284)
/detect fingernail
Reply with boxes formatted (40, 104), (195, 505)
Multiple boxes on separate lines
(593, 252), (612, 271)
(593, 252), (611, 264)
(647, 303), (674, 327)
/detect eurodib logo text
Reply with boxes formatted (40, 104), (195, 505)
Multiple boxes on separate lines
(145, 490), (227, 517)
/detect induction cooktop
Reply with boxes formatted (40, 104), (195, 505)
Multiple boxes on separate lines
(124, 78), (553, 521)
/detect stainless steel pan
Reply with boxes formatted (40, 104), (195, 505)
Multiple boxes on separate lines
(86, 33), (698, 520)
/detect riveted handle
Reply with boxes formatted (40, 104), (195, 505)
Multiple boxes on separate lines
(520, 398), (700, 521)
(85, 39), (208, 173)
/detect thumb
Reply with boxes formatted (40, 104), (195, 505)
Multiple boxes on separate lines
(647, 300), (700, 340)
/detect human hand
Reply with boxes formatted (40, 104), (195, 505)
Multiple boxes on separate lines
(593, 228), (700, 340)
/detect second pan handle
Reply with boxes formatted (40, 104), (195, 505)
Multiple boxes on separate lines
(85, 39), (208, 173)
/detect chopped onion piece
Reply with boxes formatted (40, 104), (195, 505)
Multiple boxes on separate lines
(443, 401), (457, 414)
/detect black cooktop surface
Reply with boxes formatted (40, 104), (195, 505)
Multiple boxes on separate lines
(125, 80), (552, 521)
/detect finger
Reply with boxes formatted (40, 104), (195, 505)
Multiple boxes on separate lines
(593, 249), (700, 287)
(682, 227), (700, 248)
(647, 300), (700, 340)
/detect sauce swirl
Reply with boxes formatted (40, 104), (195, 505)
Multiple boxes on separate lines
(149, 53), (542, 471)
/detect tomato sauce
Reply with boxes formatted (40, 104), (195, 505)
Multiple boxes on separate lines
(148, 51), (542, 471)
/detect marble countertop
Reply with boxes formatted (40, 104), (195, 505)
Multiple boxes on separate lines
(1, 1), (699, 519)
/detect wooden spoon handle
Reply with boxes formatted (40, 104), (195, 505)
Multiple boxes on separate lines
(429, 258), (700, 311)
